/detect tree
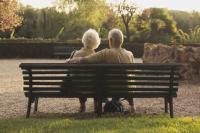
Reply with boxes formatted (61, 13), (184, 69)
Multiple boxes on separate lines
(170, 10), (200, 33)
(54, 0), (109, 39)
(0, 0), (22, 31)
(118, 0), (137, 42)
(99, 8), (120, 38)
(15, 6), (68, 38)
(136, 8), (177, 43)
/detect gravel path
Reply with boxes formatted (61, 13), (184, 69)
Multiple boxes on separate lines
(0, 59), (199, 118)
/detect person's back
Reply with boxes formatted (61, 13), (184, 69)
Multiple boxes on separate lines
(73, 47), (95, 58)
(67, 29), (101, 113)
(84, 47), (134, 63)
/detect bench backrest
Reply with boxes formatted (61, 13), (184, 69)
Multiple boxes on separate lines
(20, 63), (181, 98)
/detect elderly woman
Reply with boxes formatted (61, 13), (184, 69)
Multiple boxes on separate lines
(68, 29), (101, 113)
(70, 29), (100, 58)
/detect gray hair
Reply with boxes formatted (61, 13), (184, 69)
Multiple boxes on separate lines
(82, 29), (101, 50)
(108, 28), (124, 46)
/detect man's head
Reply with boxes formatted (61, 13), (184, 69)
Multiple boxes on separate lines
(82, 29), (101, 50)
(108, 28), (124, 48)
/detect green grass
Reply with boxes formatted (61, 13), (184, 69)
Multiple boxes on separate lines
(0, 114), (200, 133)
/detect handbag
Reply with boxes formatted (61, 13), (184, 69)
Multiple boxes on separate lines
(104, 99), (124, 113)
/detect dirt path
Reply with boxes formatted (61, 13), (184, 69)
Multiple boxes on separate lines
(0, 59), (199, 118)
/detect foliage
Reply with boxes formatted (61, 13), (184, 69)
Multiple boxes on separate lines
(53, 0), (109, 40)
(10, 30), (15, 39)
(170, 10), (200, 33)
(2, 1), (110, 40)
(1, 0), (200, 44)
(134, 8), (177, 43)
(55, 27), (65, 40)
(177, 26), (200, 43)
(0, 37), (81, 44)
(15, 6), (68, 39)
(0, 115), (200, 133)
(117, 0), (137, 42)
(99, 8), (121, 38)
(0, 0), (23, 31)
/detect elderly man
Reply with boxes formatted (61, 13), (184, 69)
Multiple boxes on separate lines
(68, 28), (135, 112)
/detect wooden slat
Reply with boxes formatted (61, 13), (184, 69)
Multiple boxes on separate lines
(24, 81), (62, 85)
(22, 70), (179, 75)
(24, 81), (96, 86)
(22, 70), (96, 75)
(103, 92), (177, 98)
(23, 71), (68, 74)
(23, 75), (179, 81)
(23, 87), (96, 91)
(23, 76), (97, 80)
(101, 71), (179, 75)
(103, 87), (178, 91)
(24, 92), (97, 98)
(103, 76), (179, 80)
(24, 80), (178, 86)
(23, 86), (178, 92)
(20, 63), (181, 69)
(23, 76), (67, 80)
(103, 81), (178, 86)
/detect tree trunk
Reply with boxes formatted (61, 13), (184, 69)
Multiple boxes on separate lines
(125, 23), (130, 42)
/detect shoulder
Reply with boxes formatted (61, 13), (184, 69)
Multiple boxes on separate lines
(123, 48), (134, 56)
(74, 48), (95, 57)
(96, 48), (110, 54)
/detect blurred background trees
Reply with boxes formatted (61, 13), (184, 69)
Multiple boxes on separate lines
(118, 0), (137, 42)
(134, 8), (177, 43)
(0, 0), (23, 31)
(1, 0), (200, 43)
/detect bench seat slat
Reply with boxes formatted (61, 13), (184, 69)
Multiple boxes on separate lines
(103, 82), (178, 86)
(23, 87), (96, 91)
(20, 63), (181, 69)
(103, 93), (177, 98)
(24, 81), (178, 86)
(23, 87), (178, 92)
(23, 76), (179, 81)
(24, 92), (97, 97)
(24, 92), (177, 98)
(103, 87), (178, 91)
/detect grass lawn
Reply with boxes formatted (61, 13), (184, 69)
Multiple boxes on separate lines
(0, 114), (200, 133)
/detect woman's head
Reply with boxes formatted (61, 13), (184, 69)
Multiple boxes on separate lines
(82, 29), (101, 50)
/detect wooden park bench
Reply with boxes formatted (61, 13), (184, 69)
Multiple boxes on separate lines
(19, 63), (181, 118)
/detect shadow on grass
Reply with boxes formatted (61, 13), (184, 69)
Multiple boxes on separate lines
(30, 111), (167, 120)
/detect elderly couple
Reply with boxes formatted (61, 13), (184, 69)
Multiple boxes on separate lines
(66, 28), (135, 113)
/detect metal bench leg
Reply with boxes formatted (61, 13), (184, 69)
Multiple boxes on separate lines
(26, 97), (32, 118)
(164, 98), (168, 113)
(94, 98), (98, 113)
(34, 98), (39, 113)
(169, 98), (174, 118)
(128, 98), (135, 113)
(97, 99), (102, 117)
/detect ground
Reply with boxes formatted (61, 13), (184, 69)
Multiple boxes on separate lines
(0, 59), (200, 118)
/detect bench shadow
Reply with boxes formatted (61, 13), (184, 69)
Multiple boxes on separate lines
(30, 111), (164, 120)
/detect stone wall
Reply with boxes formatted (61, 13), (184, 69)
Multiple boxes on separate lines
(143, 43), (200, 80)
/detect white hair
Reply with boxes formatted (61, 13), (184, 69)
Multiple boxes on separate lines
(108, 28), (124, 46)
(82, 29), (101, 50)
